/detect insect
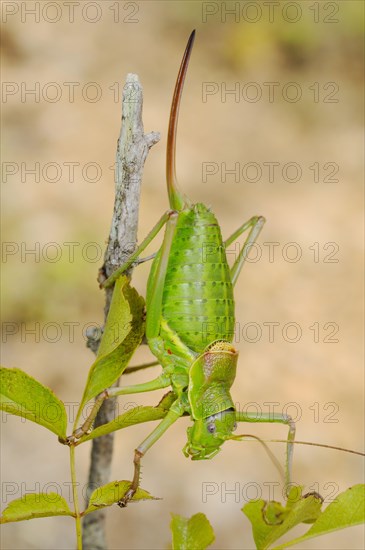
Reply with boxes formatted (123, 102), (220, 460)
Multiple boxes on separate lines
(69, 30), (297, 505)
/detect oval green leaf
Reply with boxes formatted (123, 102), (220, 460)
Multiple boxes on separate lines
(273, 484), (365, 549)
(79, 392), (176, 443)
(0, 493), (72, 523)
(243, 486), (323, 549)
(171, 512), (215, 550)
(76, 277), (145, 425)
(83, 480), (158, 515)
(0, 367), (67, 438)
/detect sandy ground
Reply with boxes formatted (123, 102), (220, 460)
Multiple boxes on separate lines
(1, 2), (364, 549)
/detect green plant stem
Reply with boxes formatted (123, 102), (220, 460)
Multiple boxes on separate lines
(70, 445), (82, 550)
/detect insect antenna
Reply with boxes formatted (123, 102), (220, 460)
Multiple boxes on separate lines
(268, 439), (365, 456)
(230, 434), (365, 457)
(236, 434), (286, 483)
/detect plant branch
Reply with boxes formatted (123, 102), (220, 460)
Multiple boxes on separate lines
(82, 73), (160, 550)
(70, 445), (82, 550)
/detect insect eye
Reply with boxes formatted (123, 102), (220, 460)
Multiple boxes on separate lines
(207, 422), (216, 434)
(233, 422), (237, 432)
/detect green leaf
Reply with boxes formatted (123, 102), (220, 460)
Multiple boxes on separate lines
(80, 405), (167, 442)
(83, 480), (158, 515)
(171, 512), (215, 550)
(0, 367), (67, 438)
(76, 277), (145, 423)
(243, 486), (323, 549)
(273, 485), (365, 549)
(79, 392), (176, 443)
(0, 493), (72, 523)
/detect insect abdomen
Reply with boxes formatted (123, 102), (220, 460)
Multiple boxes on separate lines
(162, 203), (235, 353)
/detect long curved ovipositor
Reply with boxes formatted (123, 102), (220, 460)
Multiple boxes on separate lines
(166, 29), (196, 211)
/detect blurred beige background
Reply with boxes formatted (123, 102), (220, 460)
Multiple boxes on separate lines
(1, 2), (364, 549)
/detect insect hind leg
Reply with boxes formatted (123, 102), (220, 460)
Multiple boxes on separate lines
(235, 410), (295, 493)
(225, 216), (265, 287)
(118, 399), (184, 507)
(103, 211), (173, 288)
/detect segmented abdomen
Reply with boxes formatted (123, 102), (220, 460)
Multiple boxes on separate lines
(162, 203), (234, 353)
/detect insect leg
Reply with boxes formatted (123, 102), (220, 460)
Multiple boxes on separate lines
(103, 210), (173, 288)
(143, 213), (194, 369)
(68, 375), (171, 442)
(235, 410), (295, 491)
(124, 360), (160, 374)
(225, 215), (266, 286)
(145, 212), (178, 340)
(118, 398), (184, 507)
